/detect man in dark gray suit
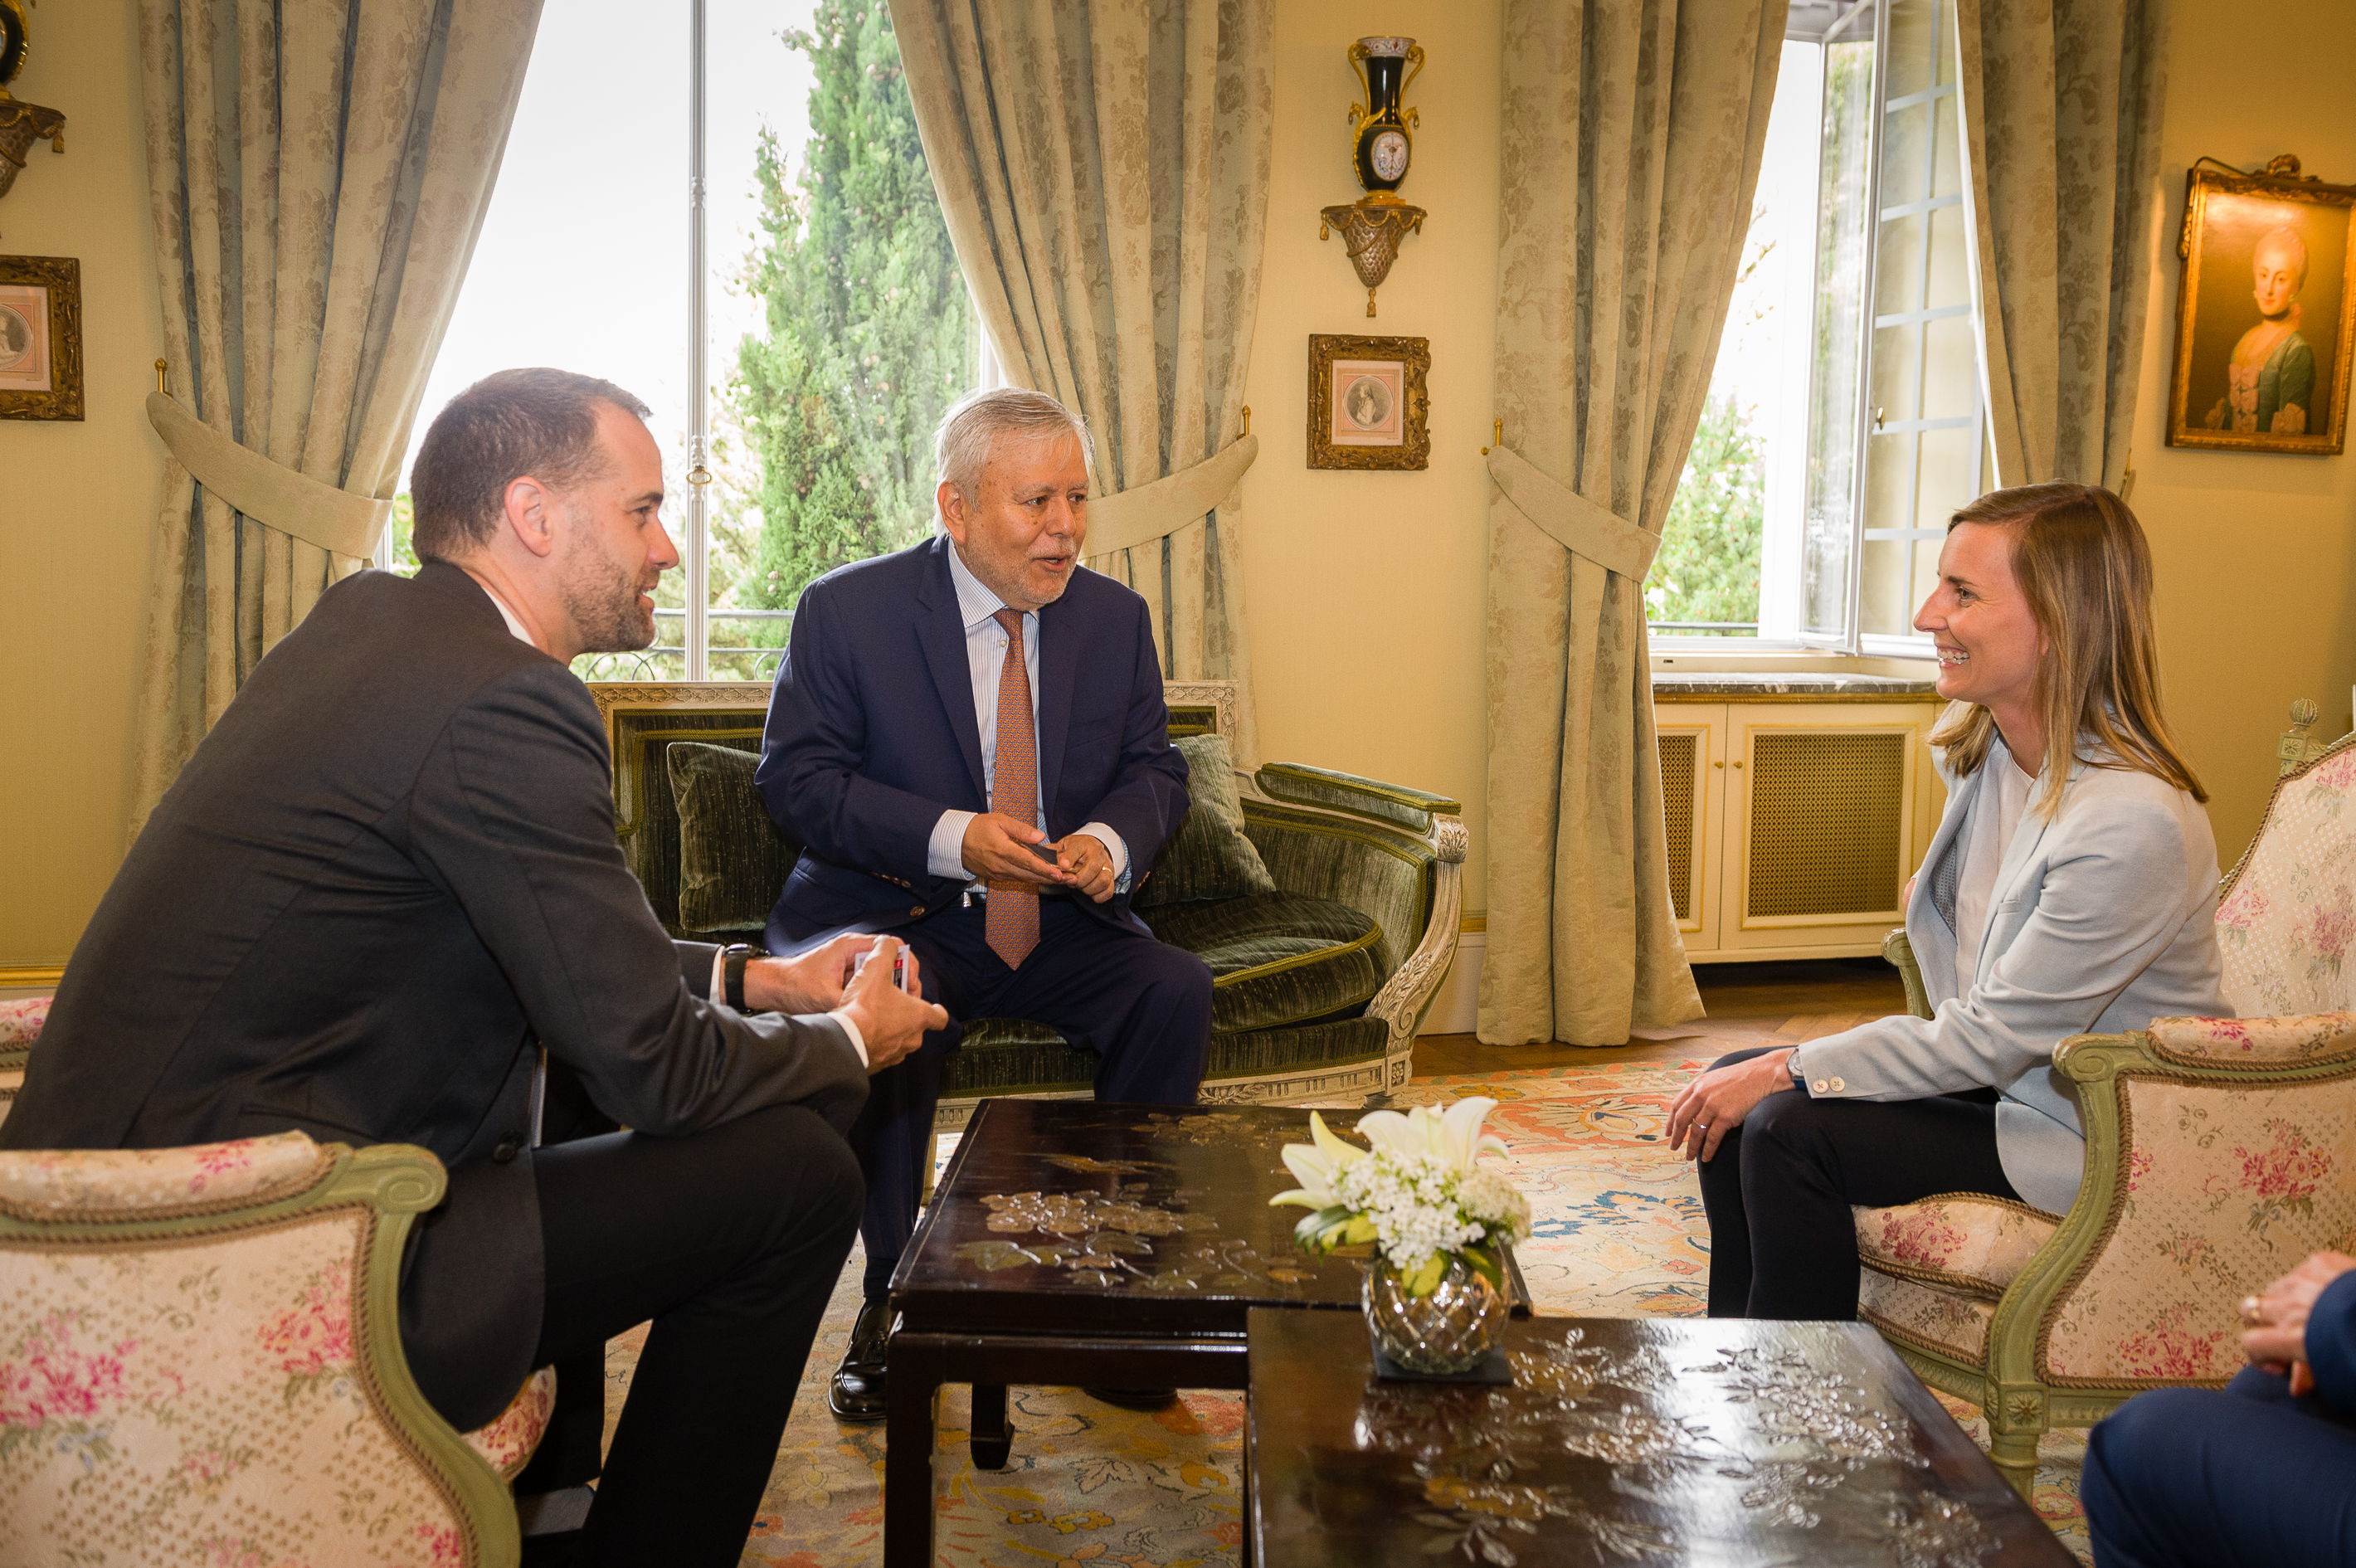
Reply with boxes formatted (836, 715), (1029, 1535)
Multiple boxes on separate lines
(0, 368), (946, 1566)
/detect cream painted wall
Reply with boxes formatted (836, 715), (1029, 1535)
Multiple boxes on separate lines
(0, 0), (163, 968)
(1238, 2), (1501, 913)
(2126, 2), (2356, 870)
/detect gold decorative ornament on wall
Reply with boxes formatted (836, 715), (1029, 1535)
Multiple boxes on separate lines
(0, 0), (66, 222)
(1318, 36), (1424, 319)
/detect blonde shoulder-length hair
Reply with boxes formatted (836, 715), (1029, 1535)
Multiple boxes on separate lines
(1930, 482), (2206, 818)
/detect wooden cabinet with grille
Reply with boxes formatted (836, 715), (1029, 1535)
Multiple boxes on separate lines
(1655, 696), (1946, 962)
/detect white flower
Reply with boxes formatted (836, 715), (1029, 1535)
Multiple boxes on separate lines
(1269, 1110), (1366, 1211)
(1269, 1098), (1527, 1293)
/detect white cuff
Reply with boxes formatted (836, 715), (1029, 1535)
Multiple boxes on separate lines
(929, 810), (978, 879)
(709, 947), (728, 1005)
(827, 1007), (869, 1068)
(1076, 822), (1130, 879)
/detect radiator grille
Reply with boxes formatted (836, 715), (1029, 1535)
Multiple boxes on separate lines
(1657, 733), (1697, 922)
(1745, 732), (1906, 919)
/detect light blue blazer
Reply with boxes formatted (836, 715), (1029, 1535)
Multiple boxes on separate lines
(1789, 734), (2226, 1215)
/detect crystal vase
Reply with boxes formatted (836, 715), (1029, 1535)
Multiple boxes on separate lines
(1362, 1254), (1507, 1374)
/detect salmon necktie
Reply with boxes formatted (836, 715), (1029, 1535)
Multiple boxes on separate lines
(985, 609), (1040, 969)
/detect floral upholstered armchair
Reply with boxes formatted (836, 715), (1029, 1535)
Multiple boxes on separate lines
(1864, 732), (2356, 1495)
(1, 1001), (556, 1567)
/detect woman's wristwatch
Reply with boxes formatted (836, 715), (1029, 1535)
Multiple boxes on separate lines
(721, 943), (770, 1012)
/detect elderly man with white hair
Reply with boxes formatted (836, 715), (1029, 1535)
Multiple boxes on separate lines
(754, 387), (1213, 1421)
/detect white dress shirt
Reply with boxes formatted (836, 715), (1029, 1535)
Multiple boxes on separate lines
(922, 543), (1131, 889)
(476, 576), (867, 1063)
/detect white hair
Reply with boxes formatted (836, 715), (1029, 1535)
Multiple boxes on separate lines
(933, 387), (1094, 522)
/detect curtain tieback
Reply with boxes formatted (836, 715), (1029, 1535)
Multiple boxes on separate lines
(1083, 432), (1260, 558)
(145, 392), (394, 561)
(1486, 444), (1662, 582)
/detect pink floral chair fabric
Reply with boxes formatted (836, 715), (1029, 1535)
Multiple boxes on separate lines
(0, 1129), (550, 1566)
(1869, 731), (2356, 1496)
(0, 995), (48, 1129)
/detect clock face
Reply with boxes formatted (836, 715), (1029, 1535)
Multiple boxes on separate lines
(1370, 130), (1410, 183)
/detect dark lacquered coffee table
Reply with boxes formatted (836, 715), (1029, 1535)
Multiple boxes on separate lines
(1246, 1308), (2075, 1567)
(882, 1098), (1529, 1568)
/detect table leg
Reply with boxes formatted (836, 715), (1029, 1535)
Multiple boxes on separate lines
(970, 1383), (1012, 1470)
(884, 1338), (944, 1568)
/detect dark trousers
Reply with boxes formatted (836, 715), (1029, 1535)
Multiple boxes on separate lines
(849, 897), (1213, 1296)
(508, 1103), (863, 1567)
(1696, 1046), (2019, 1319)
(2084, 1366), (2356, 1566)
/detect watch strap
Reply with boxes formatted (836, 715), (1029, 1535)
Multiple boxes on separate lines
(722, 943), (769, 1011)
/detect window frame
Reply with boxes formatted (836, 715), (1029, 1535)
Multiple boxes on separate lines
(1649, 0), (1977, 660)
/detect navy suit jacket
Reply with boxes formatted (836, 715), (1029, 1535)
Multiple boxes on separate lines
(757, 534), (1190, 949)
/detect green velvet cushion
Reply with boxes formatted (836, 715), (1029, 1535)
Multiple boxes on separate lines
(666, 742), (801, 934)
(1146, 891), (1386, 1033)
(1135, 733), (1277, 908)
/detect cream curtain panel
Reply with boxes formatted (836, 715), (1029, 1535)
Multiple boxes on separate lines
(890, 0), (1273, 763)
(1956, 0), (2171, 489)
(131, 0), (543, 832)
(1482, 0), (1787, 1046)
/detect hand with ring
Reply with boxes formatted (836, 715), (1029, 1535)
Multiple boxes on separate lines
(1664, 1049), (1797, 1164)
(2242, 1249), (2356, 1396)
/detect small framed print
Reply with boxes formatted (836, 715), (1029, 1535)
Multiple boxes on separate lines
(2166, 163), (2353, 455)
(0, 255), (83, 421)
(1307, 333), (1429, 470)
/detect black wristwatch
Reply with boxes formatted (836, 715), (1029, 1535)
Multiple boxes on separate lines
(722, 943), (769, 1011)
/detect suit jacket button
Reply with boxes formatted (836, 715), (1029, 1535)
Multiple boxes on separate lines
(909, 904), (925, 918)
(1811, 1079), (1830, 1094)
(493, 1137), (522, 1164)
(1829, 1076), (1846, 1092)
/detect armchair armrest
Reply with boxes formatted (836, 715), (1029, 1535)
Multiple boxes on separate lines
(1254, 762), (1463, 835)
(1883, 928), (1932, 1021)
(2141, 1011), (2356, 1068)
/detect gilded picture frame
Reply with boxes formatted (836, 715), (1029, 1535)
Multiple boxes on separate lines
(1307, 333), (1429, 470)
(2166, 163), (2353, 455)
(0, 254), (82, 421)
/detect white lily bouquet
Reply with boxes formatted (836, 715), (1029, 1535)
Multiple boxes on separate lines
(1271, 1098), (1532, 1298)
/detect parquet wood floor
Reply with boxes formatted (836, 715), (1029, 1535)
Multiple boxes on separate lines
(1412, 957), (1908, 1079)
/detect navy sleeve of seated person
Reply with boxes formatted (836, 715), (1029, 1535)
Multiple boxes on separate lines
(2305, 1269), (2356, 1418)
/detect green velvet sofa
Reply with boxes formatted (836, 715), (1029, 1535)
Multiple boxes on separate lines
(590, 679), (1466, 1131)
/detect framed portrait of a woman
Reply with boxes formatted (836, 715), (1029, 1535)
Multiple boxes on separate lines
(2166, 158), (2354, 455)
(1307, 334), (1429, 470)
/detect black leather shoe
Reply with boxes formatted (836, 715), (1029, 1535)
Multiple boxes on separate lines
(1082, 1385), (1178, 1412)
(828, 1298), (892, 1423)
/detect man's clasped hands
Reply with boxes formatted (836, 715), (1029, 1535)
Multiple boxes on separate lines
(742, 934), (949, 1075)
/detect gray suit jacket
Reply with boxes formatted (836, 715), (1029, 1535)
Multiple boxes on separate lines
(1, 562), (869, 1426)
(1790, 735), (2226, 1215)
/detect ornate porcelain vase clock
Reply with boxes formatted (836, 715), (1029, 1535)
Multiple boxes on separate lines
(1320, 36), (1426, 318)
(0, 0), (67, 217)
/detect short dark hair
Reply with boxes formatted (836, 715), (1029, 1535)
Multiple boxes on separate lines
(408, 368), (652, 561)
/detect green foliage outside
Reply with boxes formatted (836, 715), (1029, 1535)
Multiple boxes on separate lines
(1645, 393), (1765, 634)
(714, 0), (972, 679)
(382, 494), (419, 576)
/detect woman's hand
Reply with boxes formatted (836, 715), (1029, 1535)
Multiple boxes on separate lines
(1665, 1049), (1797, 1163)
(2242, 1249), (2356, 1390)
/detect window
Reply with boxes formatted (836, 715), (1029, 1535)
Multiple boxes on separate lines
(1648, 0), (1986, 654)
(392, 0), (976, 684)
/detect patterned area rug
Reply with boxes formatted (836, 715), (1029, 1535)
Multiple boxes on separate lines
(599, 1061), (2090, 1565)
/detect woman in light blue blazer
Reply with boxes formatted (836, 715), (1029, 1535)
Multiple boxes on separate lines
(1666, 483), (2225, 1319)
